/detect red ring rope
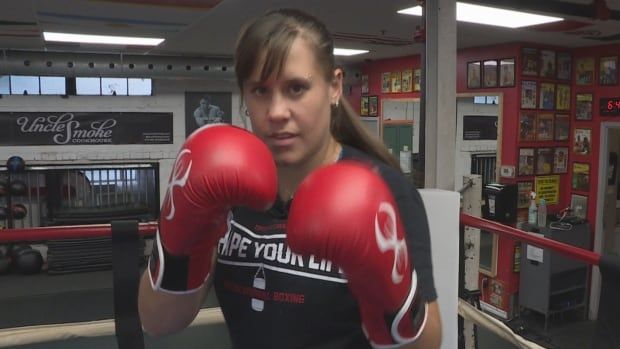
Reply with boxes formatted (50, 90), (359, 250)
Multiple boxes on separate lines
(461, 213), (600, 266)
(0, 222), (158, 243)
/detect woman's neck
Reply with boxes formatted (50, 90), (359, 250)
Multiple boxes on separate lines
(277, 140), (341, 202)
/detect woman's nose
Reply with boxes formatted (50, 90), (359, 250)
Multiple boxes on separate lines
(267, 94), (290, 121)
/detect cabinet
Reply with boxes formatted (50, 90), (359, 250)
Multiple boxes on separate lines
(382, 124), (413, 155)
(518, 222), (591, 330)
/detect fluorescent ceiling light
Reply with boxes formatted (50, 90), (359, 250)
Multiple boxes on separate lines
(43, 32), (164, 46)
(398, 2), (563, 28)
(334, 48), (369, 56)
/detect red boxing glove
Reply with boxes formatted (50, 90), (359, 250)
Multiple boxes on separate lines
(149, 125), (277, 293)
(287, 161), (427, 347)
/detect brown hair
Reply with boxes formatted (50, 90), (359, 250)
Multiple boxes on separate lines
(234, 8), (401, 171)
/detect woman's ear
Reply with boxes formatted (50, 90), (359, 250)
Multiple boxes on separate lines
(331, 68), (344, 104)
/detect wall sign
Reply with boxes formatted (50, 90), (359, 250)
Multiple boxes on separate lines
(0, 112), (173, 145)
(600, 97), (620, 116)
(463, 115), (498, 140)
(535, 175), (560, 205)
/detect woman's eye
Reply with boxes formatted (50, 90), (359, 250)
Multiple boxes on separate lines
(252, 87), (268, 96)
(289, 83), (308, 95)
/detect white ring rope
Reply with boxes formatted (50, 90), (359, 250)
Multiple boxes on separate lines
(0, 307), (225, 348)
(458, 299), (547, 349)
(1, 301), (549, 348)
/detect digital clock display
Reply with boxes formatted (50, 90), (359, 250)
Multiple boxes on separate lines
(600, 97), (620, 116)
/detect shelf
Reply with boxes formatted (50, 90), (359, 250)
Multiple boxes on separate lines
(548, 302), (586, 315)
(550, 285), (586, 296)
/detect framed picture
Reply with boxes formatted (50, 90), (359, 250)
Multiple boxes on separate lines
(483, 60), (498, 88)
(536, 113), (554, 141)
(361, 74), (369, 94)
(521, 81), (537, 109)
(576, 57), (595, 85)
(413, 68), (421, 91)
(381, 72), (391, 93)
(575, 93), (593, 120)
(554, 114), (570, 141)
(467, 61), (481, 89)
(539, 83), (555, 110)
(572, 162), (590, 191)
(368, 95), (378, 116)
(401, 69), (413, 93)
(574, 128), (592, 155)
(184, 92), (232, 137)
(517, 181), (534, 208)
(536, 147), (554, 175)
(540, 50), (556, 78)
(522, 47), (538, 76)
(570, 194), (588, 220)
(391, 71), (402, 93)
(360, 96), (369, 116)
(519, 112), (537, 141)
(518, 148), (535, 176)
(599, 56), (618, 86)
(499, 58), (515, 87)
(556, 84), (571, 111)
(557, 52), (572, 80)
(553, 147), (569, 173)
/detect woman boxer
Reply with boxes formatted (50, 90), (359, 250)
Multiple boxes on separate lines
(139, 8), (441, 348)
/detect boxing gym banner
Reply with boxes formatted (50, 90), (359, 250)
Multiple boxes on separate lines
(0, 112), (173, 145)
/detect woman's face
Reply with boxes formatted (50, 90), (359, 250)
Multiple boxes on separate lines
(243, 37), (341, 167)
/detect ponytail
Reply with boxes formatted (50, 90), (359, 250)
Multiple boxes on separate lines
(331, 98), (402, 172)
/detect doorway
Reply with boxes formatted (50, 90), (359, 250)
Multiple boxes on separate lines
(592, 122), (620, 318)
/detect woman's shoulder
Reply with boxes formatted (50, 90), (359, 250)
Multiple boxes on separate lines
(340, 145), (414, 191)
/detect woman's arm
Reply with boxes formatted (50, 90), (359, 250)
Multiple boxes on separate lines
(138, 270), (211, 337)
(402, 300), (442, 349)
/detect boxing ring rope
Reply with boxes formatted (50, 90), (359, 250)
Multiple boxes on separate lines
(460, 213), (601, 266)
(0, 215), (615, 348)
(0, 222), (159, 243)
(0, 307), (225, 348)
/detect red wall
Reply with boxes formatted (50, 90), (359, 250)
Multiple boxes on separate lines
(570, 43), (620, 227)
(360, 41), (620, 314)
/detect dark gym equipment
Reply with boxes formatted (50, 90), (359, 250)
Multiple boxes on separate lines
(15, 248), (43, 274)
(8, 245), (44, 274)
(9, 180), (27, 196)
(0, 206), (8, 220)
(11, 204), (27, 220)
(0, 179), (7, 196)
(0, 249), (10, 274)
(6, 156), (26, 174)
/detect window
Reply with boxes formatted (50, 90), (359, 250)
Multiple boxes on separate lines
(101, 77), (127, 96)
(128, 78), (152, 96)
(0, 75), (9, 94)
(76, 77), (101, 95)
(10, 75), (40, 95)
(40, 76), (66, 95)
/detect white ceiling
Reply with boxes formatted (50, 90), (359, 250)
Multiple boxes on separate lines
(1, 0), (619, 65)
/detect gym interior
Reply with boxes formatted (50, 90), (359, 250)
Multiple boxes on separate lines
(1, 1), (620, 348)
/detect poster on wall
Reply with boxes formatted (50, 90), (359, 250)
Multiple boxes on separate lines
(540, 50), (556, 78)
(539, 83), (555, 110)
(574, 128), (592, 155)
(401, 69), (413, 93)
(556, 84), (571, 111)
(499, 58), (515, 87)
(599, 56), (618, 86)
(185, 92), (232, 137)
(467, 61), (481, 89)
(535, 175), (560, 205)
(521, 48), (538, 76)
(381, 72), (391, 93)
(575, 94), (593, 120)
(0, 111), (172, 145)
(519, 112), (536, 141)
(557, 52), (572, 80)
(361, 74), (369, 94)
(576, 57), (595, 85)
(572, 162), (590, 191)
(536, 113), (554, 141)
(518, 148), (535, 176)
(553, 147), (568, 173)
(536, 148), (554, 175)
(554, 114), (570, 141)
(413, 68), (421, 91)
(521, 81), (537, 109)
(517, 181), (534, 208)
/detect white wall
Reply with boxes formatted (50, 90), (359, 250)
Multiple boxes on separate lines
(0, 78), (242, 205)
(454, 97), (499, 189)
